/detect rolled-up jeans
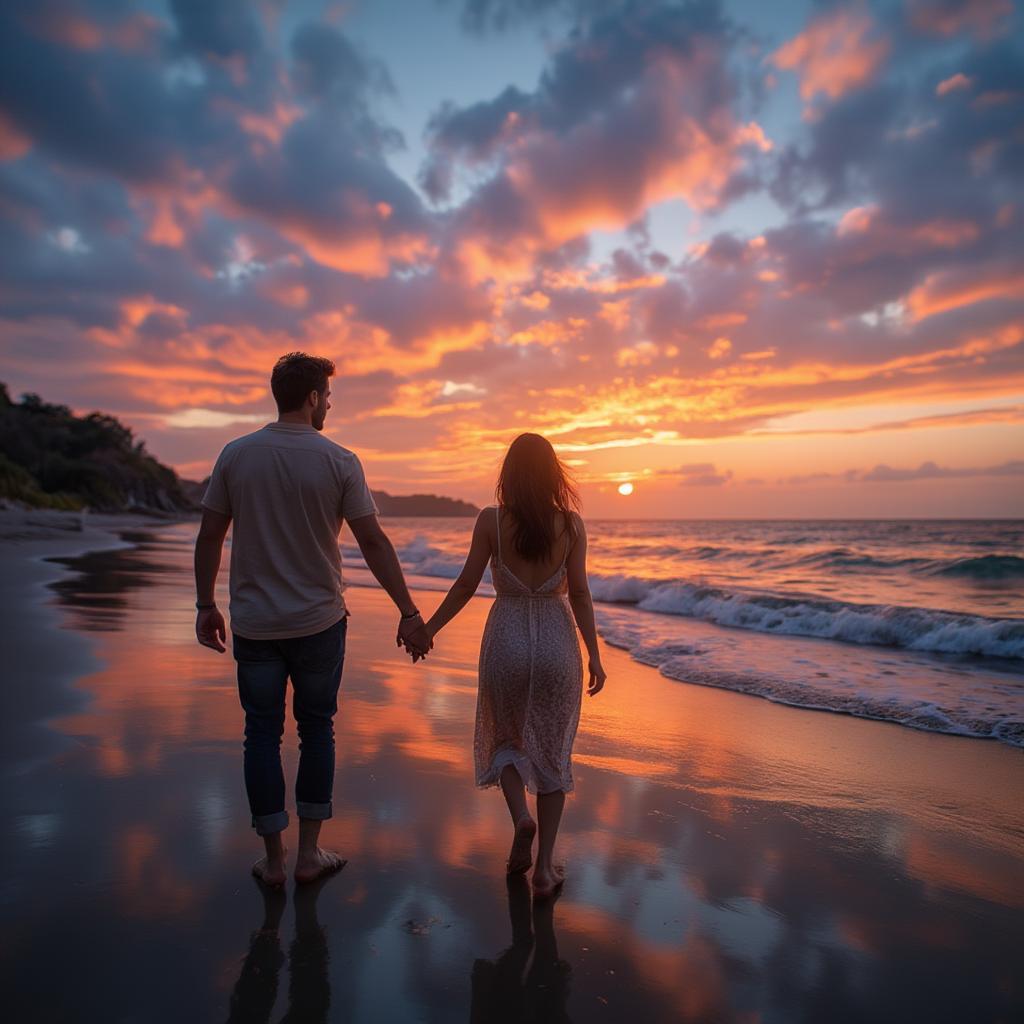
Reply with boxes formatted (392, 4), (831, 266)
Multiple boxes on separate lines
(232, 616), (348, 836)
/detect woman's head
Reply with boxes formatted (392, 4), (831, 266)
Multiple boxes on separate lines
(496, 433), (581, 561)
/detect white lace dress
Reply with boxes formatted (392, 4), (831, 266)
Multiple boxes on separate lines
(474, 508), (584, 794)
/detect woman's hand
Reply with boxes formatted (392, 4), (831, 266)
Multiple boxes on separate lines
(587, 659), (606, 696)
(397, 614), (432, 662)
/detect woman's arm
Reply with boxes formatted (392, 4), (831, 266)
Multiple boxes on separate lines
(424, 509), (494, 640)
(566, 515), (606, 695)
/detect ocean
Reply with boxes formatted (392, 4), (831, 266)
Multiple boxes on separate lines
(341, 518), (1024, 748)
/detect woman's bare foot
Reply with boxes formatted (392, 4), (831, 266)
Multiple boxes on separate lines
(295, 847), (347, 884)
(532, 864), (565, 899)
(507, 815), (537, 875)
(252, 849), (288, 887)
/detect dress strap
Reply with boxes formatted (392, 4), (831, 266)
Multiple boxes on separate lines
(495, 505), (501, 562)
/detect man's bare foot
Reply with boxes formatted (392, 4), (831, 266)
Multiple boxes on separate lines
(532, 864), (565, 899)
(295, 847), (347, 884)
(252, 849), (288, 887)
(507, 815), (537, 875)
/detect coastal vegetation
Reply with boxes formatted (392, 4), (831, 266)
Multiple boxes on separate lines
(0, 383), (193, 513)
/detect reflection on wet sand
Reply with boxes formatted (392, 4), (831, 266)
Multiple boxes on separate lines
(1, 524), (1022, 1022)
(471, 877), (571, 1024)
(227, 875), (335, 1024)
(46, 531), (186, 632)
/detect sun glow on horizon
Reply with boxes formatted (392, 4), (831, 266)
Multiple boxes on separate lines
(618, 482), (635, 496)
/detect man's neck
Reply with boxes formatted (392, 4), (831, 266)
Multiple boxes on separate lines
(276, 412), (314, 427)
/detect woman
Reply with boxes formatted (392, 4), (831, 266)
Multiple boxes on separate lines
(422, 433), (607, 898)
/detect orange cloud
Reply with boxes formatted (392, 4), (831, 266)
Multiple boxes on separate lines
(541, 266), (667, 295)
(523, 118), (749, 238)
(260, 281), (309, 309)
(507, 318), (584, 349)
(936, 72), (973, 96)
(772, 6), (890, 104)
(837, 204), (878, 235)
(906, 269), (1024, 321)
(518, 290), (550, 310)
(707, 337), (732, 359)
(130, 169), (222, 250)
(599, 299), (631, 330)
(451, 53), (771, 283)
(144, 197), (185, 248)
(834, 204), (982, 256)
(278, 208), (432, 278)
(615, 340), (659, 367)
(697, 312), (748, 329)
(236, 102), (304, 146)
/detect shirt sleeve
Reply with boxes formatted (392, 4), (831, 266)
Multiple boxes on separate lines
(201, 448), (232, 515)
(339, 453), (379, 524)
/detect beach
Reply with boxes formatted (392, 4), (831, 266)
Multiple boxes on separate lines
(1, 517), (1022, 1023)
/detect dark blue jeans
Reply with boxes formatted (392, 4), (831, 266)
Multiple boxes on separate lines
(232, 617), (348, 836)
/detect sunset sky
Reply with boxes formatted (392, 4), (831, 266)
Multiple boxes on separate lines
(0, 0), (1021, 516)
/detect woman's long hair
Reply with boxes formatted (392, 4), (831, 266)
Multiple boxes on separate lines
(495, 433), (581, 562)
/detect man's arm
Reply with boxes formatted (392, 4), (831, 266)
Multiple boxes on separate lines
(347, 513), (431, 657)
(194, 507), (232, 653)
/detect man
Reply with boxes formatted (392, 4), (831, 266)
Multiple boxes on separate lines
(194, 352), (431, 886)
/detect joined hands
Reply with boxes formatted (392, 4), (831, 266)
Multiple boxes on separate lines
(396, 613), (433, 663)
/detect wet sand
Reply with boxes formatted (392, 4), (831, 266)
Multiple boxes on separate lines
(1, 521), (1022, 1023)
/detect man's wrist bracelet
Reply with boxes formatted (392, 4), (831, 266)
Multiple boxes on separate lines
(400, 609), (421, 620)
(196, 601), (217, 610)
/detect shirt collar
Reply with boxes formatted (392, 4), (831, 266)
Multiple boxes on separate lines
(264, 421), (317, 432)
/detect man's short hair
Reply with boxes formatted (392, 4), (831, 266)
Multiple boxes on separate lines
(271, 352), (335, 413)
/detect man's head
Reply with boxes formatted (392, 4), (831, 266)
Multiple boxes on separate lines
(271, 352), (335, 431)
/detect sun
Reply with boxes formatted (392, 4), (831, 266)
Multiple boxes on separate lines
(617, 482), (634, 496)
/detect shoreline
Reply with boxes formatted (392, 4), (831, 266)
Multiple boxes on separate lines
(340, 515), (1024, 752)
(0, 508), (177, 774)
(346, 569), (1024, 751)
(6, 506), (1021, 763)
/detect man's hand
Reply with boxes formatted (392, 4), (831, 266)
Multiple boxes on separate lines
(397, 614), (432, 663)
(196, 606), (227, 653)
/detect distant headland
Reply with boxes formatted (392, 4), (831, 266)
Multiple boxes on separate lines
(0, 384), (478, 517)
(371, 491), (478, 517)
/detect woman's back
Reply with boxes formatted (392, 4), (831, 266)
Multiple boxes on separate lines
(493, 506), (573, 592)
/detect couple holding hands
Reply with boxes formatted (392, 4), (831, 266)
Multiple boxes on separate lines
(195, 353), (606, 899)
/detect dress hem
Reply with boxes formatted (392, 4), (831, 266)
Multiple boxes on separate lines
(476, 747), (574, 796)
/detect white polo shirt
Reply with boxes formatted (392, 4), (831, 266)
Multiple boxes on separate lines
(202, 422), (378, 639)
